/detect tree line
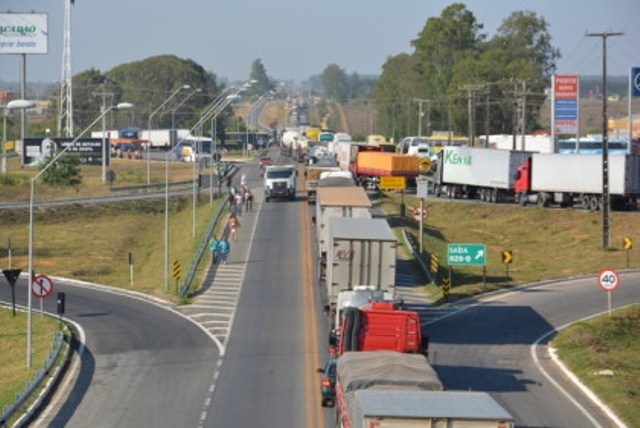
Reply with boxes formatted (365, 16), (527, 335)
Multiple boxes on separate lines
(373, 3), (560, 141)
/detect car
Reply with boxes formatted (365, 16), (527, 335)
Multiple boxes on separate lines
(316, 358), (337, 407)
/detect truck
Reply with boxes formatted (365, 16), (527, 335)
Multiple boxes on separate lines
(336, 302), (424, 355)
(515, 153), (640, 210)
(353, 152), (420, 185)
(315, 187), (373, 259)
(332, 286), (393, 333)
(264, 164), (296, 202)
(335, 352), (514, 428)
(305, 163), (341, 202)
(139, 129), (178, 148)
(324, 217), (395, 306)
(435, 146), (530, 203)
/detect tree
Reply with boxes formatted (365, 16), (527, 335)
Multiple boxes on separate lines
(322, 64), (349, 102)
(248, 58), (275, 96)
(40, 152), (82, 187)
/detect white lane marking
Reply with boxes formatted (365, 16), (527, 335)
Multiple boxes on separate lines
(204, 397), (211, 407)
(531, 305), (636, 428)
(200, 411), (207, 421)
(185, 304), (236, 310)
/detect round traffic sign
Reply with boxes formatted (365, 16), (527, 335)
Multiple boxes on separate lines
(413, 207), (427, 221)
(597, 268), (620, 292)
(31, 274), (54, 298)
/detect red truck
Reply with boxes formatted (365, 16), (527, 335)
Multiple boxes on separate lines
(333, 302), (428, 356)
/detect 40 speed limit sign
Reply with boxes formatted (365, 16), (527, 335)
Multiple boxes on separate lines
(598, 269), (620, 292)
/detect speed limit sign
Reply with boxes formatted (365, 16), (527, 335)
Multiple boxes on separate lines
(598, 268), (620, 292)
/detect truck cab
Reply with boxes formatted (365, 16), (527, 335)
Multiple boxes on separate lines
(264, 165), (296, 202)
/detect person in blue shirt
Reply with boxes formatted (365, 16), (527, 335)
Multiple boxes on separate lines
(218, 239), (230, 264)
(209, 237), (220, 264)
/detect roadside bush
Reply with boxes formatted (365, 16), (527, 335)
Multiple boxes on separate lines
(0, 174), (17, 185)
(40, 153), (82, 187)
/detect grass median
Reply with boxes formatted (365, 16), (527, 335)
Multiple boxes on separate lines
(0, 156), (204, 202)
(0, 306), (61, 424)
(1, 195), (222, 302)
(377, 192), (638, 303)
(552, 304), (640, 426)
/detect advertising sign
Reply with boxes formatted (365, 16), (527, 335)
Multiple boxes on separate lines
(630, 67), (640, 98)
(22, 137), (107, 166)
(0, 13), (48, 55)
(553, 75), (579, 135)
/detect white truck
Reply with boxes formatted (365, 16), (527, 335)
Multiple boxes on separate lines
(139, 129), (178, 148)
(315, 186), (373, 259)
(435, 146), (530, 203)
(264, 165), (296, 202)
(515, 153), (640, 210)
(324, 217), (396, 307)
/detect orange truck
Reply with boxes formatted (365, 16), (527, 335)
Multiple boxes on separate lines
(353, 152), (419, 181)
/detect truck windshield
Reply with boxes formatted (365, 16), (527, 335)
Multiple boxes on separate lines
(266, 170), (293, 179)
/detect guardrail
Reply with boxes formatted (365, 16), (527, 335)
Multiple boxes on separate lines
(110, 179), (193, 192)
(401, 227), (434, 284)
(178, 199), (229, 297)
(1, 331), (67, 427)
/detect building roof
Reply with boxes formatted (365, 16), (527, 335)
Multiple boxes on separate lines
(354, 390), (513, 421)
(316, 186), (372, 208)
(328, 217), (395, 241)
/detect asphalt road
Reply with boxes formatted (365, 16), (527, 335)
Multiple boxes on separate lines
(206, 151), (330, 427)
(0, 278), (218, 427)
(427, 272), (640, 427)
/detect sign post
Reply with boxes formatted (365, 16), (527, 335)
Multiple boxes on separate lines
(172, 260), (181, 293)
(7, 237), (11, 269)
(598, 268), (620, 317)
(379, 176), (407, 217)
(501, 250), (513, 278)
(623, 237), (632, 268)
(2, 268), (22, 316)
(129, 252), (134, 288)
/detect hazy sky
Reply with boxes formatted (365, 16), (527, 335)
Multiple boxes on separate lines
(1, 0), (639, 84)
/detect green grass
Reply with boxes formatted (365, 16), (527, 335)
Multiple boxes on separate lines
(0, 196), (222, 302)
(0, 156), (205, 203)
(0, 306), (61, 421)
(377, 192), (639, 304)
(553, 304), (640, 426)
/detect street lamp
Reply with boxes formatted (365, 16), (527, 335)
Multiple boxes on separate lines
(2, 99), (36, 174)
(146, 84), (191, 185)
(26, 101), (133, 368)
(171, 88), (201, 133)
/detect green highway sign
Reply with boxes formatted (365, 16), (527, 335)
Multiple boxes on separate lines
(447, 243), (487, 266)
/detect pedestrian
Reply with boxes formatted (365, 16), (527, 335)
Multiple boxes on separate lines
(226, 176), (232, 190)
(228, 215), (240, 242)
(244, 189), (253, 212)
(218, 238), (230, 263)
(209, 237), (220, 264)
(234, 191), (243, 215)
(240, 173), (247, 187)
(227, 192), (236, 212)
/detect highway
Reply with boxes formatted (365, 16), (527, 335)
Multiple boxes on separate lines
(205, 151), (329, 427)
(425, 272), (640, 427)
(0, 277), (219, 427)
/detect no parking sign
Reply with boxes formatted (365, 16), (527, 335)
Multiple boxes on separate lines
(31, 274), (54, 298)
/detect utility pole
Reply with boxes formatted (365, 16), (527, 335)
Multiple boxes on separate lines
(520, 80), (527, 151)
(587, 30), (624, 249)
(58, 0), (73, 137)
(460, 84), (485, 146)
(414, 98), (431, 136)
(93, 87), (115, 183)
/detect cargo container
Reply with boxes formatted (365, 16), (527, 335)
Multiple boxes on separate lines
(324, 217), (395, 305)
(305, 164), (341, 202)
(342, 390), (514, 428)
(435, 146), (530, 202)
(515, 153), (640, 210)
(139, 129), (177, 148)
(315, 187), (373, 258)
(354, 152), (420, 179)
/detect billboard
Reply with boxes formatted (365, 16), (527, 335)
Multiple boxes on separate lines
(631, 67), (640, 98)
(553, 75), (579, 135)
(0, 13), (48, 55)
(23, 137), (107, 166)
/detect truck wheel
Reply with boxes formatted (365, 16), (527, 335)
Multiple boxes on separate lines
(581, 195), (590, 209)
(589, 196), (600, 211)
(537, 194), (548, 207)
(519, 193), (528, 207)
(490, 189), (498, 203)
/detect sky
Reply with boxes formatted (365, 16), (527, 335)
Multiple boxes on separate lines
(1, 0), (639, 85)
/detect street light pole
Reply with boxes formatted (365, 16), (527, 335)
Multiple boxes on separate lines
(2, 100), (36, 174)
(26, 102), (133, 367)
(147, 84), (191, 185)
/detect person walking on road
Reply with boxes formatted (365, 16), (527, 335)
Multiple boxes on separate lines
(240, 173), (247, 187)
(227, 192), (236, 213)
(218, 239), (230, 263)
(244, 189), (253, 212)
(228, 215), (240, 242)
(209, 236), (220, 264)
(234, 191), (243, 215)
